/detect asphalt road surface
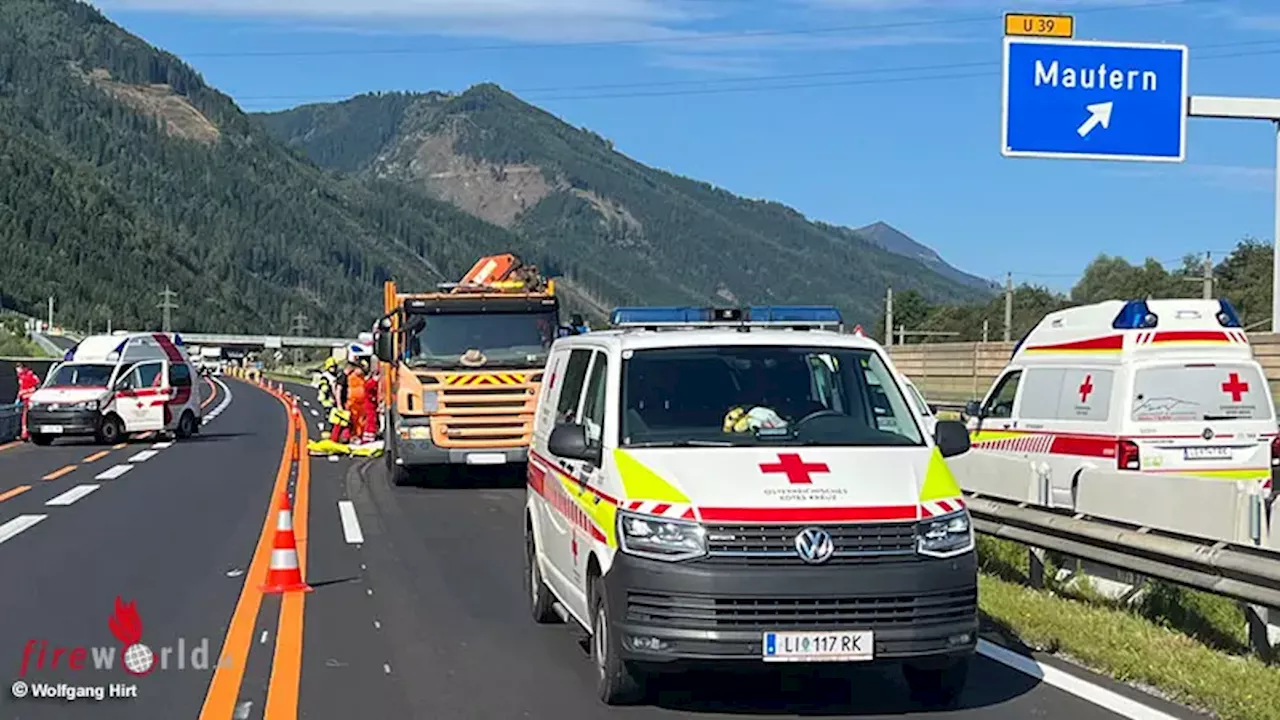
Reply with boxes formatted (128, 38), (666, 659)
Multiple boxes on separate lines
(0, 377), (1208, 719)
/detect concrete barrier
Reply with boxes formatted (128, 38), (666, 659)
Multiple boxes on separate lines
(0, 403), (21, 443)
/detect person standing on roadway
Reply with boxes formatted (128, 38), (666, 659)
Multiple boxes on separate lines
(345, 358), (367, 444)
(15, 362), (41, 442)
(361, 359), (379, 444)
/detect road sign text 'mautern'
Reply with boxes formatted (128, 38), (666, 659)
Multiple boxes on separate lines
(1002, 37), (1188, 162)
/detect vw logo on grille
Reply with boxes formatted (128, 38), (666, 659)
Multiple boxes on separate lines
(1202, 427), (1214, 440)
(794, 527), (835, 564)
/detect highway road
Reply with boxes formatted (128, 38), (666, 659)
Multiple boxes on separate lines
(0, 376), (1206, 719)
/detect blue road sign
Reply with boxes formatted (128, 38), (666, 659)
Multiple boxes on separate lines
(1002, 37), (1188, 162)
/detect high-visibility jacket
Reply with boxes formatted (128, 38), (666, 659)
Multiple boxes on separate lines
(16, 368), (39, 403)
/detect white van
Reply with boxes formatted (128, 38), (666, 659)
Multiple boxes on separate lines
(523, 306), (977, 707)
(25, 333), (203, 446)
(900, 376), (939, 437)
(952, 299), (1277, 542)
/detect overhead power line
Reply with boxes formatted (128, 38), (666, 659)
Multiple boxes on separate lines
(231, 40), (1280, 107)
(185, 0), (1203, 59)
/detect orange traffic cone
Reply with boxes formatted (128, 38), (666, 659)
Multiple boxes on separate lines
(261, 490), (311, 594)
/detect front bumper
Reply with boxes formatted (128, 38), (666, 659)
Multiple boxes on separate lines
(603, 551), (978, 667)
(394, 434), (528, 467)
(26, 406), (101, 436)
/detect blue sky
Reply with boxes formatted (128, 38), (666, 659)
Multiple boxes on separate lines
(93, 0), (1280, 293)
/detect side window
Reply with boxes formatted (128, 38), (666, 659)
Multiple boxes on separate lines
(555, 349), (593, 424)
(983, 370), (1022, 419)
(1017, 368), (1066, 420)
(579, 352), (609, 444)
(136, 362), (163, 388)
(1060, 368), (1112, 422)
(115, 365), (140, 390)
(170, 362), (193, 388)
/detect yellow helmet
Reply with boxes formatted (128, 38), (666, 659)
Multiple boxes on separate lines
(323, 357), (338, 371)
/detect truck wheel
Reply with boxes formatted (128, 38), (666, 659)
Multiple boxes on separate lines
(525, 521), (559, 624)
(96, 415), (123, 445)
(386, 437), (412, 486)
(29, 434), (53, 447)
(590, 576), (647, 705)
(175, 411), (197, 440)
(903, 656), (970, 708)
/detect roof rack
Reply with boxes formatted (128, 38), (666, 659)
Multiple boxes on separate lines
(609, 305), (844, 331)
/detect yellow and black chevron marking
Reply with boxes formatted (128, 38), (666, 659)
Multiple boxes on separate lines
(442, 373), (528, 386)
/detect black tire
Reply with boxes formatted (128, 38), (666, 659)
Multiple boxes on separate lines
(525, 521), (559, 624)
(175, 411), (197, 440)
(29, 433), (54, 446)
(903, 656), (970, 708)
(590, 576), (647, 705)
(386, 436), (412, 486)
(96, 415), (123, 445)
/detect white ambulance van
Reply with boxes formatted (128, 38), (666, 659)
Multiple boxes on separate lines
(25, 332), (203, 446)
(524, 306), (978, 707)
(952, 299), (1277, 542)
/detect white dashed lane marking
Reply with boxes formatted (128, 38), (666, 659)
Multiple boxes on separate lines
(46, 485), (100, 506)
(128, 450), (159, 463)
(0, 515), (47, 545)
(338, 501), (364, 544)
(95, 465), (134, 481)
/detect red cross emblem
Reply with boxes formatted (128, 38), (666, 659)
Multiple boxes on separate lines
(1078, 374), (1094, 404)
(759, 453), (830, 484)
(1222, 373), (1250, 402)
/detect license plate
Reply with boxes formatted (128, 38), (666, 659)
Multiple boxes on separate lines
(39, 425), (64, 434)
(1184, 446), (1231, 460)
(762, 630), (873, 662)
(466, 453), (506, 465)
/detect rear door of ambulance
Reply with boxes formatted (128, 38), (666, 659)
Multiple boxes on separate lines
(1124, 360), (1275, 482)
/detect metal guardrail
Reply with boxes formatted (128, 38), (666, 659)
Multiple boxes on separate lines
(0, 403), (21, 443)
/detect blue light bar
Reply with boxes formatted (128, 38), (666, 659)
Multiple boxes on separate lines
(1112, 299), (1159, 330)
(610, 305), (843, 328)
(1216, 299), (1242, 328)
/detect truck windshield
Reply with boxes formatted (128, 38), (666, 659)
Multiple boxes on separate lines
(1131, 363), (1273, 422)
(404, 311), (557, 369)
(619, 345), (924, 448)
(45, 363), (115, 388)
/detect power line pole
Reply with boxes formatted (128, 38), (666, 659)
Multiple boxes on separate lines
(47, 296), (54, 331)
(158, 287), (178, 333)
(1003, 272), (1013, 342)
(884, 288), (894, 347)
(290, 312), (309, 366)
(1201, 251), (1214, 300)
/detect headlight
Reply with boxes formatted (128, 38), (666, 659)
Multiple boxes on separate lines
(617, 510), (707, 562)
(69, 400), (98, 411)
(916, 510), (974, 558)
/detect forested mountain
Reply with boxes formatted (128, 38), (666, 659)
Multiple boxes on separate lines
(0, 0), (529, 335)
(255, 88), (995, 325)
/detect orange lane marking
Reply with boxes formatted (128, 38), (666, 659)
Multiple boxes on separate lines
(0, 486), (31, 503)
(265, 406), (309, 718)
(0, 441), (22, 453)
(112, 443), (127, 450)
(42, 465), (77, 481)
(201, 377), (218, 409)
(82, 450), (110, 463)
(198, 384), (298, 720)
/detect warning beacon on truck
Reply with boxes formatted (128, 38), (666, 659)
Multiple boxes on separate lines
(523, 305), (979, 707)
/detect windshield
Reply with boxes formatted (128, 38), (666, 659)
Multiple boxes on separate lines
(903, 381), (932, 417)
(45, 363), (115, 388)
(1131, 363), (1273, 422)
(404, 311), (557, 369)
(619, 345), (923, 448)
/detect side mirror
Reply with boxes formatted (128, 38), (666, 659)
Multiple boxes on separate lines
(373, 331), (394, 363)
(548, 423), (601, 465)
(927, 403), (939, 415)
(964, 400), (982, 418)
(934, 420), (971, 458)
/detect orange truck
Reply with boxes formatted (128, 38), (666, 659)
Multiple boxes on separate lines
(372, 254), (562, 484)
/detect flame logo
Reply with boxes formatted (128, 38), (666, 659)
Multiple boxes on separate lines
(108, 596), (143, 646)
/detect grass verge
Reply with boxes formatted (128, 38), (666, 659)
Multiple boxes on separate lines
(977, 536), (1280, 720)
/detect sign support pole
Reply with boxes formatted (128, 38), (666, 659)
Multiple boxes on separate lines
(1186, 95), (1280, 333)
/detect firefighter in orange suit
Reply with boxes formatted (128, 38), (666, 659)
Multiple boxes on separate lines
(346, 359), (367, 442)
(362, 360), (379, 443)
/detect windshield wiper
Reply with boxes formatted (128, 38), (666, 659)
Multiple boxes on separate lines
(627, 440), (736, 448)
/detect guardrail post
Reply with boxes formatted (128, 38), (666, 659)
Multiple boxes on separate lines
(1028, 547), (1046, 589)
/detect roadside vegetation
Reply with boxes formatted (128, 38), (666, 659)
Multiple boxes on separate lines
(0, 317), (45, 357)
(977, 535), (1280, 720)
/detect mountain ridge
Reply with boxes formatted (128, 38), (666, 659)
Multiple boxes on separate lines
(256, 86), (996, 325)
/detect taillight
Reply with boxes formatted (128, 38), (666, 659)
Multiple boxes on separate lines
(1117, 440), (1140, 470)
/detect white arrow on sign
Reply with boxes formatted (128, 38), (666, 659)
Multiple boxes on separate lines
(1076, 101), (1114, 138)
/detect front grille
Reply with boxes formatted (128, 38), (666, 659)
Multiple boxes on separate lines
(702, 523), (918, 565)
(429, 372), (542, 447)
(626, 589), (977, 630)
